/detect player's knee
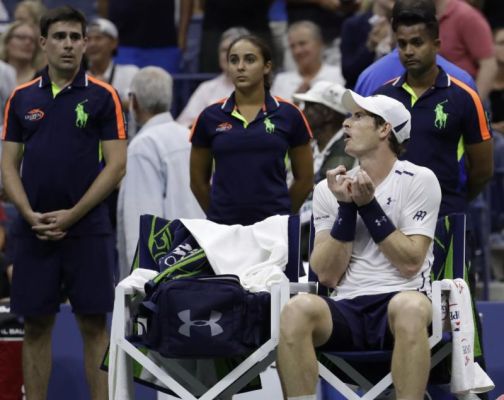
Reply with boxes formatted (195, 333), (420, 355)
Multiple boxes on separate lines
(280, 294), (323, 341)
(388, 293), (431, 336)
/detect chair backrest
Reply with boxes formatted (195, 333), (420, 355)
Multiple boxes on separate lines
(432, 213), (466, 281)
(131, 214), (301, 281)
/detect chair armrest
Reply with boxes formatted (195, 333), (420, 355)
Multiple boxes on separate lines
(430, 280), (444, 346)
(289, 282), (318, 294)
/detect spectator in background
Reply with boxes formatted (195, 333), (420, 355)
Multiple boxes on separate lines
(489, 26), (504, 134)
(108, 0), (192, 73)
(341, 0), (395, 88)
(435, 0), (497, 100)
(198, 0), (273, 73)
(272, 21), (345, 100)
(177, 27), (249, 128)
(0, 60), (16, 129)
(13, 0), (46, 27)
(86, 17), (138, 108)
(190, 34), (313, 226)
(0, 21), (40, 84)
(354, 0), (478, 96)
(284, 0), (360, 69)
(292, 81), (356, 259)
(117, 67), (204, 279)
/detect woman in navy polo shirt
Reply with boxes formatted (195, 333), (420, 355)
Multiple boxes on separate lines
(190, 34), (313, 226)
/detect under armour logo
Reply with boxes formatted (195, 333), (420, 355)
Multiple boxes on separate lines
(413, 211), (427, 221)
(374, 216), (387, 226)
(386, 197), (392, 205)
(177, 309), (223, 337)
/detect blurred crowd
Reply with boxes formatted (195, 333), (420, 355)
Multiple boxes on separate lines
(0, 0), (501, 301)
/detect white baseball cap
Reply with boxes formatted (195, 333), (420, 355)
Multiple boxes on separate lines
(88, 18), (118, 39)
(293, 81), (347, 115)
(341, 90), (411, 143)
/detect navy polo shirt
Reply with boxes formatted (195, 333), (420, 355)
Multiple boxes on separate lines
(2, 66), (127, 236)
(191, 91), (312, 225)
(375, 67), (492, 216)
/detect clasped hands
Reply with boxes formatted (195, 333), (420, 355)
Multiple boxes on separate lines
(327, 165), (375, 206)
(29, 209), (75, 241)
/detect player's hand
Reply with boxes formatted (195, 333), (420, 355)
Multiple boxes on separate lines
(351, 169), (375, 207)
(327, 165), (354, 203)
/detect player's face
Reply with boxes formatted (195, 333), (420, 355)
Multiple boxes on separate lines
(227, 39), (271, 91)
(342, 107), (387, 157)
(396, 23), (440, 78)
(40, 21), (87, 75)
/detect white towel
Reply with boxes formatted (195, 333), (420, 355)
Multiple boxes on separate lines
(181, 215), (290, 292)
(441, 279), (494, 394)
(109, 268), (157, 400)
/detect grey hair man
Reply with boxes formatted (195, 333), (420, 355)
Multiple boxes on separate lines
(116, 66), (204, 279)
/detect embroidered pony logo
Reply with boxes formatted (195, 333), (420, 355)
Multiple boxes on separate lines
(264, 117), (275, 134)
(434, 100), (448, 129)
(75, 99), (89, 128)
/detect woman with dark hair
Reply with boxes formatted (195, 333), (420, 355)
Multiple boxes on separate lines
(190, 34), (314, 226)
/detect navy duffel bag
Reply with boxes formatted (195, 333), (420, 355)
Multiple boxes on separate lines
(139, 275), (271, 358)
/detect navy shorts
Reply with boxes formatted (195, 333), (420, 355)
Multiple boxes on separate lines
(317, 292), (399, 352)
(10, 234), (116, 316)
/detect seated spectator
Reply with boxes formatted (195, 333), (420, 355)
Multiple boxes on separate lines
(0, 21), (40, 85)
(117, 67), (204, 279)
(292, 81), (357, 259)
(284, 0), (360, 69)
(276, 90), (442, 400)
(0, 60), (16, 129)
(271, 20), (345, 100)
(86, 17), (138, 108)
(489, 26), (504, 134)
(340, 0), (395, 88)
(13, 0), (46, 27)
(177, 26), (249, 128)
(437, 0), (497, 100)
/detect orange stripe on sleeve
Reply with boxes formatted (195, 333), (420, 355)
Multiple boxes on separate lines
(88, 76), (127, 140)
(450, 76), (491, 141)
(2, 77), (42, 140)
(275, 96), (313, 138)
(189, 113), (202, 141)
(189, 98), (226, 142)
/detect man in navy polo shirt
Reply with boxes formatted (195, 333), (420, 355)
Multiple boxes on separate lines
(374, 0), (493, 219)
(1, 6), (127, 399)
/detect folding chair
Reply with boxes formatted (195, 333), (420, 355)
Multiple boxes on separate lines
(308, 213), (467, 400)
(109, 214), (301, 399)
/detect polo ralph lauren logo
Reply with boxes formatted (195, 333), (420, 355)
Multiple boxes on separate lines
(75, 99), (89, 128)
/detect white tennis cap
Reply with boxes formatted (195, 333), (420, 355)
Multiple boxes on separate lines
(293, 81), (347, 115)
(341, 90), (411, 143)
(88, 18), (118, 39)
